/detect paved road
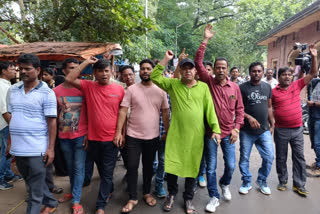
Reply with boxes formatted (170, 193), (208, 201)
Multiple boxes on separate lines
(1, 135), (319, 214)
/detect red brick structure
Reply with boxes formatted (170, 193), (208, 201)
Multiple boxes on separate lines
(258, 0), (320, 71)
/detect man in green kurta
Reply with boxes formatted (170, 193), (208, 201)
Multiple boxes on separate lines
(151, 50), (220, 214)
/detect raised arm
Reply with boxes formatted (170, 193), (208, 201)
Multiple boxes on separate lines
(304, 44), (318, 85)
(65, 56), (98, 89)
(195, 24), (215, 83)
(151, 50), (174, 92)
(174, 48), (189, 79)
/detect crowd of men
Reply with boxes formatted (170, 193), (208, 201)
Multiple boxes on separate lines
(0, 24), (319, 214)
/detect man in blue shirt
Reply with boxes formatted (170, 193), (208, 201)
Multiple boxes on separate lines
(8, 54), (58, 214)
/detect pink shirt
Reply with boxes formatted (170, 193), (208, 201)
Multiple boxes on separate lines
(272, 78), (306, 128)
(54, 85), (88, 139)
(121, 83), (169, 140)
(80, 80), (125, 142)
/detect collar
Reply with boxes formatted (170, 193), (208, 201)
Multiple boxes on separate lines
(18, 81), (43, 89)
(0, 78), (11, 85)
(213, 77), (231, 87)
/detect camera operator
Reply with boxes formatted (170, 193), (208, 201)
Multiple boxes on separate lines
(306, 64), (320, 177)
(272, 44), (317, 196)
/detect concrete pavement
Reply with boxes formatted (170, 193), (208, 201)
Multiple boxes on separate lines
(1, 135), (319, 214)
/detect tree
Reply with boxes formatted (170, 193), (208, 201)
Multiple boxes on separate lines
(0, 0), (154, 44)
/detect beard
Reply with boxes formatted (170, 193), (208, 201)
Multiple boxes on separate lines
(139, 74), (150, 82)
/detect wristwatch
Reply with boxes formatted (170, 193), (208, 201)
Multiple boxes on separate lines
(233, 128), (240, 133)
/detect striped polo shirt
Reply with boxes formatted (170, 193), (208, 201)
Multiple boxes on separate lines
(272, 78), (306, 128)
(8, 81), (57, 157)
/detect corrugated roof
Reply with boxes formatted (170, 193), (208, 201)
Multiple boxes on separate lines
(0, 42), (121, 61)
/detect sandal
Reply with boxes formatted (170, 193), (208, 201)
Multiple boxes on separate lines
(163, 195), (175, 212)
(50, 186), (63, 194)
(143, 194), (157, 207)
(121, 200), (138, 213)
(72, 205), (83, 214)
(40, 206), (57, 214)
(58, 193), (73, 203)
(184, 200), (196, 214)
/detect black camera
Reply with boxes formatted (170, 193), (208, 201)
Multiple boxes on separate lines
(294, 43), (312, 74)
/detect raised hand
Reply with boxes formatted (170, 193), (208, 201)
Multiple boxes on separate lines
(86, 56), (99, 64)
(179, 48), (189, 62)
(310, 44), (318, 57)
(165, 50), (174, 61)
(204, 24), (215, 41)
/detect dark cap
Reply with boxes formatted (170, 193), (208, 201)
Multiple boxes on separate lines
(180, 58), (195, 68)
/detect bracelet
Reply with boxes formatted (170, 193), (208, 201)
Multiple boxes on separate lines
(233, 128), (240, 133)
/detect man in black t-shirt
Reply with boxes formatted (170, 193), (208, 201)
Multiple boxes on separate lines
(238, 62), (275, 196)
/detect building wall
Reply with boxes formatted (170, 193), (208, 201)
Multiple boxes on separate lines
(267, 21), (320, 70)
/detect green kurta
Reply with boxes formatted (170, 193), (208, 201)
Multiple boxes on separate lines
(151, 64), (220, 178)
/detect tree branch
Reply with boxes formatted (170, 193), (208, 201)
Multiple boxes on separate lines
(193, 14), (234, 29)
(0, 26), (20, 44)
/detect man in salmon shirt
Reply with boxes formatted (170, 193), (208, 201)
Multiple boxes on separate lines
(66, 57), (125, 214)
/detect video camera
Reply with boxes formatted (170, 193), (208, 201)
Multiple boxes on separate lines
(294, 43), (312, 74)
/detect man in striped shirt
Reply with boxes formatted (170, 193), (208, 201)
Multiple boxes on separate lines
(272, 44), (318, 196)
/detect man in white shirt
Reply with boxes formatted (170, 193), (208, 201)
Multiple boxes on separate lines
(0, 61), (21, 190)
(262, 68), (278, 89)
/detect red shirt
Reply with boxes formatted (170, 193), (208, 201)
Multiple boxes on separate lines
(272, 78), (306, 128)
(80, 80), (125, 141)
(195, 43), (244, 138)
(54, 84), (88, 139)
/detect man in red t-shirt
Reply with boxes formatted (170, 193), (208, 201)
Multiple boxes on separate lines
(66, 57), (125, 214)
(53, 58), (88, 214)
(272, 44), (318, 196)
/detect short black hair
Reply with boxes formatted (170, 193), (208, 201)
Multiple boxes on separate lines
(17, 53), (40, 68)
(214, 57), (228, 67)
(43, 67), (55, 76)
(204, 61), (213, 68)
(230, 66), (239, 73)
(139, 59), (155, 68)
(119, 65), (134, 74)
(62, 58), (79, 69)
(93, 59), (112, 71)
(278, 67), (293, 78)
(248, 62), (264, 73)
(0, 61), (15, 75)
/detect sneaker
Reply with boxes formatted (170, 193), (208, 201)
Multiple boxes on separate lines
(155, 183), (167, 198)
(239, 182), (252, 194)
(0, 180), (13, 190)
(205, 197), (219, 213)
(219, 183), (231, 201)
(5, 174), (23, 183)
(256, 180), (271, 195)
(293, 186), (309, 196)
(277, 182), (287, 191)
(198, 175), (207, 188)
(306, 167), (320, 177)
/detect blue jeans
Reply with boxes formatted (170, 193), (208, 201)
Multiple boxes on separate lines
(155, 141), (165, 185)
(239, 130), (274, 183)
(60, 136), (86, 204)
(309, 118), (320, 167)
(204, 135), (235, 199)
(0, 126), (14, 181)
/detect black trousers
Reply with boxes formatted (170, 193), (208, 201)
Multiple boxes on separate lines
(166, 173), (196, 200)
(88, 141), (118, 210)
(274, 126), (307, 188)
(125, 135), (159, 200)
(16, 156), (58, 214)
